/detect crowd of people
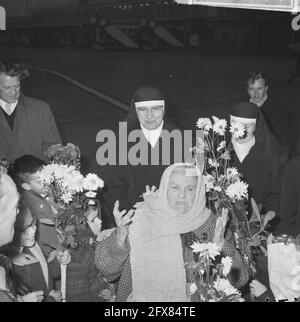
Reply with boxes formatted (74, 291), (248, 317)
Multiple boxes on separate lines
(0, 61), (299, 302)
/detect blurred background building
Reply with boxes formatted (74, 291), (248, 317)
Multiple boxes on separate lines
(0, 0), (296, 51)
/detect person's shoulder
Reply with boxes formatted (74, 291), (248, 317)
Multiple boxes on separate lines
(263, 97), (282, 111)
(21, 95), (51, 111)
(285, 156), (300, 172)
(21, 190), (39, 203)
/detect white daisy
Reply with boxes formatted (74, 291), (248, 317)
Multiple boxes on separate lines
(217, 141), (226, 152)
(83, 174), (104, 191)
(196, 118), (212, 132)
(226, 167), (239, 178)
(61, 191), (73, 204)
(85, 191), (97, 198)
(191, 242), (220, 260)
(208, 158), (219, 168)
(221, 257), (233, 277)
(213, 277), (240, 296)
(213, 119), (227, 136)
(213, 186), (222, 192)
(225, 181), (248, 200)
(230, 123), (245, 139)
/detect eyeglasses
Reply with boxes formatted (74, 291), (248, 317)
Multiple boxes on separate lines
(136, 106), (164, 113)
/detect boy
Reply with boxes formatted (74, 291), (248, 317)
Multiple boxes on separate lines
(11, 155), (59, 256)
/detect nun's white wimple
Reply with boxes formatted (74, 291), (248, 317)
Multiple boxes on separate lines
(230, 115), (256, 124)
(135, 100), (165, 108)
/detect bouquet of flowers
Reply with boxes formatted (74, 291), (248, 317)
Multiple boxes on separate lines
(37, 164), (104, 249)
(187, 242), (244, 302)
(44, 143), (81, 169)
(193, 116), (265, 274)
(37, 163), (104, 302)
(193, 116), (248, 207)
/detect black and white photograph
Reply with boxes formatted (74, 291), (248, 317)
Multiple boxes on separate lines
(1, 0), (300, 305)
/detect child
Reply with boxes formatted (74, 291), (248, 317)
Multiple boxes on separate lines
(11, 155), (60, 256)
(9, 201), (70, 302)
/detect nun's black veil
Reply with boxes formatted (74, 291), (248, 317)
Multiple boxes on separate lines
(126, 86), (173, 130)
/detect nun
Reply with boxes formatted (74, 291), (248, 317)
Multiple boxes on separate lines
(101, 86), (190, 227)
(229, 102), (288, 214)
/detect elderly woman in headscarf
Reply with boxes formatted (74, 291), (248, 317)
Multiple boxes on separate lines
(230, 102), (288, 214)
(95, 163), (249, 302)
(101, 86), (190, 228)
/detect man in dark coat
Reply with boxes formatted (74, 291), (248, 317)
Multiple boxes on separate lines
(275, 156), (300, 236)
(246, 71), (296, 156)
(100, 87), (194, 227)
(0, 62), (61, 162)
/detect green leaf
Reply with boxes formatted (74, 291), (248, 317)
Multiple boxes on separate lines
(250, 198), (261, 224)
(65, 225), (75, 232)
(263, 211), (276, 228)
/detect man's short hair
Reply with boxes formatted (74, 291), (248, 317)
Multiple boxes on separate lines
(247, 71), (268, 87)
(11, 155), (45, 182)
(0, 61), (30, 80)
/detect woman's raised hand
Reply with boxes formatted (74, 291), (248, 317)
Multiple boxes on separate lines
(114, 200), (134, 248)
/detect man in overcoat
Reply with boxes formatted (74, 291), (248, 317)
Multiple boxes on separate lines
(0, 61), (61, 162)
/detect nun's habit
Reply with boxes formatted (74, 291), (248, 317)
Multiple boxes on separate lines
(230, 102), (288, 213)
(101, 87), (188, 226)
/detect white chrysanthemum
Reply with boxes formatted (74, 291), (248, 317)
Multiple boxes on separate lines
(191, 242), (220, 260)
(62, 171), (84, 193)
(225, 181), (248, 200)
(213, 277), (240, 296)
(85, 191), (97, 198)
(213, 119), (227, 136)
(37, 165), (56, 185)
(83, 174), (104, 191)
(88, 199), (96, 206)
(213, 186), (222, 192)
(190, 283), (198, 295)
(204, 174), (215, 192)
(226, 167), (239, 178)
(61, 191), (73, 204)
(217, 141), (226, 152)
(196, 118), (212, 132)
(221, 257), (233, 277)
(53, 164), (71, 180)
(230, 123), (245, 139)
(208, 158), (219, 168)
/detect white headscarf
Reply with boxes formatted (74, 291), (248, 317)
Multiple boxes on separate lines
(128, 163), (211, 302)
